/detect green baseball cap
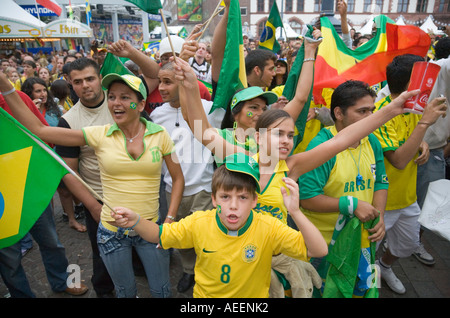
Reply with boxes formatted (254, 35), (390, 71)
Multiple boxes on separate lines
(230, 86), (279, 110)
(102, 73), (147, 100)
(224, 152), (260, 193)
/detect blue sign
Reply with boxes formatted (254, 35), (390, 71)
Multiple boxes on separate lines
(21, 5), (58, 17)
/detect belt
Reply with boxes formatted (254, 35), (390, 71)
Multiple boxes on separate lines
(101, 220), (139, 237)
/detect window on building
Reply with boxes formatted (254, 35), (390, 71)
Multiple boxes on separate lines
(375, 0), (384, 12)
(363, 0), (371, 12)
(297, 0), (305, 12)
(416, 0), (428, 12)
(285, 0), (293, 12)
(241, 7), (247, 16)
(314, 0), (320, 12)
(397, 0), (409, 12)
(269, 0), (275, 10)
(347, 0), (355, 12)
(257, 19), (268, 37)
(257, 0), (264, 12)
(290, 20), (302, 34)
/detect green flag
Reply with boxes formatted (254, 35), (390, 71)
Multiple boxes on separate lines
(125, 0), (162, 14)
(0, 107), (68, 249)
(258, 2), (283, 53)
(178, 27), (188, 39)
(210, 0), (247, 114)
(100, 53), (133, 79)
(282, 25), (314, 154)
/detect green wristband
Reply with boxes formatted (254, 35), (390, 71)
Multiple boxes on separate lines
(339, 196), (358, 216)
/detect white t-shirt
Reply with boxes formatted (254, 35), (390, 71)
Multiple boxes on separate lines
(150, 100), (225, 195)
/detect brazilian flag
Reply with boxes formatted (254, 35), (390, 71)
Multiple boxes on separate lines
(259, 2), (283, 53)
(0, 107), (68, 249)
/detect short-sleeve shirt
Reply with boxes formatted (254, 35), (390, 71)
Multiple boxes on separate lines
(82, 118), (175, 222)
(159, 209), (308, 298)
(299, 126), (389, 244)
(372, 95), (421, 210)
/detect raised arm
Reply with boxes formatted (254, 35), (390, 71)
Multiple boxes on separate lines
(283, 29), (322, 122)
(0, 72), (84, 146)
(174, 57), (241, 160)
(287, 89), (430, 180)
(108, 40), (160, 95)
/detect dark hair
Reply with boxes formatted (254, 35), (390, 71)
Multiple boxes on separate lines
(255, 108), (292, 131)
(330, 80), (377, 121)
(63, 54), (77, 64)
(386, 54), (424, 94)
(22, 77), (60, 118)
(269, 60), (289, 90)
(22, 59), (36, 69)
(211, 165), (257, 198)
(67, 57), (100, 77)
(221, 88), (247, 129)
(245, 49), (277, 76)
(50, 79), (70, 100)
(435, 37), (450, 61)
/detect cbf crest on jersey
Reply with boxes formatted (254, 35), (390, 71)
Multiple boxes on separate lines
(242, 244), (257, 263)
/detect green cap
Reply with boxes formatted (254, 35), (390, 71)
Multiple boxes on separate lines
(224, 152), (260, 193)
(230, 86), (278, 110)
(102, 73), (147, 100)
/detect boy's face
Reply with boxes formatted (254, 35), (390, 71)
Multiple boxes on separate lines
(212, 187), (258, 232)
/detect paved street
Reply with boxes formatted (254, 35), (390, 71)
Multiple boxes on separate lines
(1, 193), (449, 299)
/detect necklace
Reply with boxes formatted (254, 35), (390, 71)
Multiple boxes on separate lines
(175, 107), (180, 127)
(125, 124), (143, 143)
(348, 142), (363, 186)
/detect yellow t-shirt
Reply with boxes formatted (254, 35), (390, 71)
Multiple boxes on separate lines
(299, 126), (388, 244)
(372, 95), (422, 210)
(252, 154), (290, 224)
(83, 118), (175, 222)
(159, 209), (308, 298)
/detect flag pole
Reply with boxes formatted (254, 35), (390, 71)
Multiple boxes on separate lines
(19, 127), (116, 213)
(159, 8), (177, 60)
(198, 1), (225, 41)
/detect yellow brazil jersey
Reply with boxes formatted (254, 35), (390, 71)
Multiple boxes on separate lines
(252, 153), (289, 224)
(82, 118), (174, 223)
(159, 209), (308, 298)
(372, 95), (422, 210)
(299, 126), (388, 244)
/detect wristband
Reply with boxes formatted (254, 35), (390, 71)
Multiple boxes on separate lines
(339, 196), (358, 217)
(166, 215), (175, 221)
(130, 214), (140, 229)
(303, 58), (315, 62)
(1, 87), (16, 96)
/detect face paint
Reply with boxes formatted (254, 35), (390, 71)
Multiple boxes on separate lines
(217, 205), (222, 214)
(246, 111), (253, 117)
(130, 102), (137, 109)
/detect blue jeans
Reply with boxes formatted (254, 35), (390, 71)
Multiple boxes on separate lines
(417, 148), (446, 209)
(97, 222), (171, 298)
(0, 203), (69, 297)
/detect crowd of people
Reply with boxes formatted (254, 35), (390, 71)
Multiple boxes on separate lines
(0, 0), (449, 299)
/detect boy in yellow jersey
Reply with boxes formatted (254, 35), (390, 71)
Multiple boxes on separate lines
(372, 54), (447, 294)
(299, 81), (389, 298)
(109, 153), (328, 298)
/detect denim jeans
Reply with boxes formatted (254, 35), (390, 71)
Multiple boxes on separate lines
(97, 222), (171, 298)
(417, 148), (446, 209)
(0, 203), (69, 297)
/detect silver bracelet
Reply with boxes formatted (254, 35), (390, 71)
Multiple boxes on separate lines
(166, 215), (175, 221)
(1, 87), (16, 96)
(303, 58), (315, 62)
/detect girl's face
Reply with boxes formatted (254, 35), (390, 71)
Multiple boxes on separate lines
(257, 117), (295, 161)
(107, 82), (144, 126)
(32, 83), (48, 104)
(39, 68), (50, 82)
(8, 71), (19, 83)
(234, 97), (267, 130)
(276, 63), (287, 75)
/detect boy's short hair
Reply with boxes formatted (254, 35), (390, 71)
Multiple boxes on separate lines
(330, 80), (376, 121)
(212, 153), (260, 197)
(245, 49), (277, 76)
(386, 54), (424, 94)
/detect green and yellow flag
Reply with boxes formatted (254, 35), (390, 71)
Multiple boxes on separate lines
(100, 53), (133, 79)
(125, 0), (162, 14)
(259, 2), (283, 53)
(210, 0), (247, 113)
(0, 108), (68, 249)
